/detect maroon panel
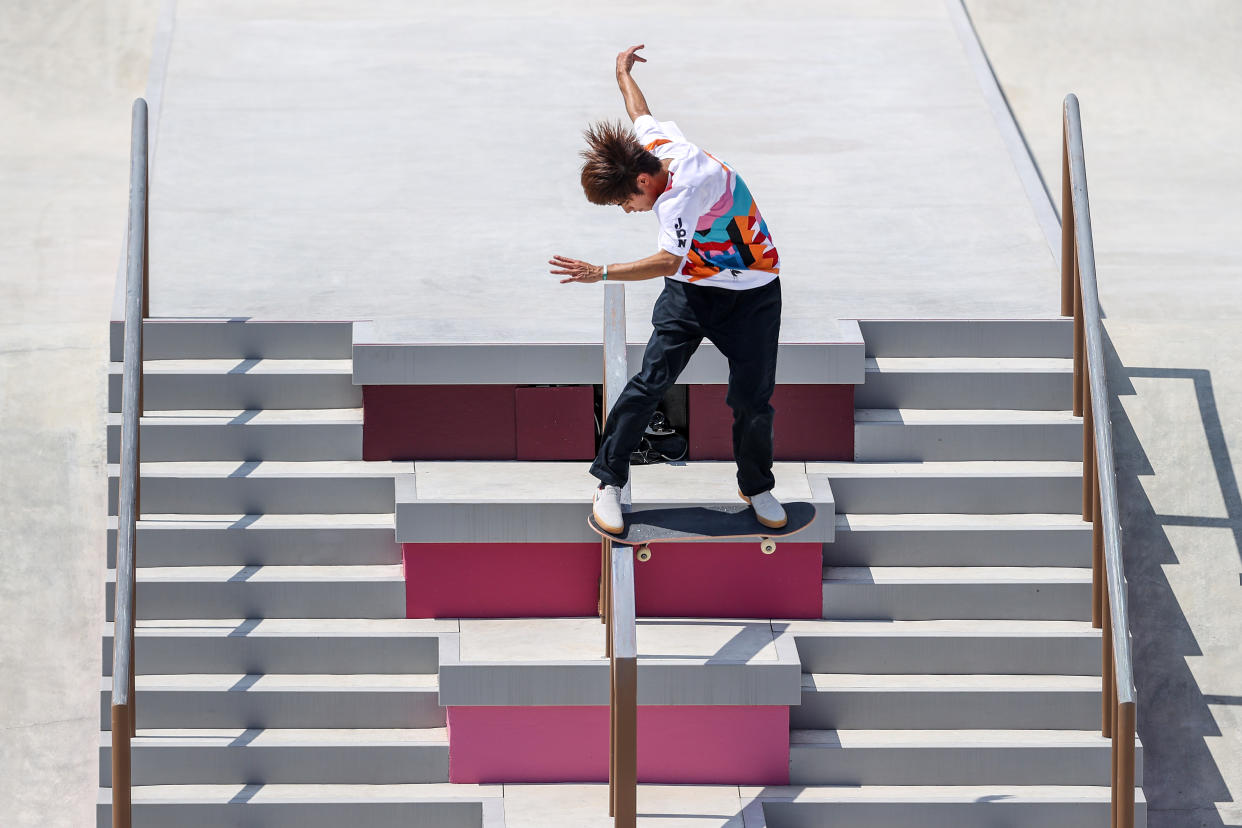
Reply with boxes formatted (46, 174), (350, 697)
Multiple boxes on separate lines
(404, 543), (600, 618)
(362, 385), (516, 461)
(515, 386), (595, 461)
(688, 384), (854, 462)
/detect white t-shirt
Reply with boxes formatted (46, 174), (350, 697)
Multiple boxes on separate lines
(634, 114), (780, 290)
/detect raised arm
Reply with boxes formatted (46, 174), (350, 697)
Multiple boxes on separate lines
(616, 44), (651, 122)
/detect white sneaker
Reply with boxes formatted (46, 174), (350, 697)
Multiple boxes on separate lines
(593, 484), (625, 534)
(740, 489), (787, 529)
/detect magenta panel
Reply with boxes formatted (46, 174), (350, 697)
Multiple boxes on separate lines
(403, 541), (821, 620)
(447, 705), (790, 785)
(515, 385), (595, 461)
(362, 385), (516, 461)
(689, 384), (854, 461)
(634, 541), (822, 619)
(403, 543), (601, 618)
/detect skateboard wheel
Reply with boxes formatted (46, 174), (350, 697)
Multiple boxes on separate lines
(637, 545), (652, 562)
(761, 538), (777, 555)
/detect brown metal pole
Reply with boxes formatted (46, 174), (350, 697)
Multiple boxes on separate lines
(609, 650), (616, 817)
(1072, 255), (1084, 416)
(1117, 703), (1137, 828)
(605, 542), (613, 659)
(613, 657), (638, 827)
(600, 539), (608, 622)
(1117, 705), (1127, 828)
(1082, 369), (1095, 522)
(1102, 587), (1114, 738)
(111, 704), (131, 828)
(1060, 125), (1074, 317)
(1092, 476), (1104, 628)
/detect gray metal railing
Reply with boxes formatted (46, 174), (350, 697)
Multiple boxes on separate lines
(111, 97), (149, 828)
(599, 283), (637, 826)
(1060, 92), (1137, 828)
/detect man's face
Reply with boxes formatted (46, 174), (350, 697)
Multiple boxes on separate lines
(619, 173), (659, 213)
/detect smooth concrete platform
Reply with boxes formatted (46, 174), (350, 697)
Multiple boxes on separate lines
(395, 461), (834, 544)
(127, 0), (1061, 327)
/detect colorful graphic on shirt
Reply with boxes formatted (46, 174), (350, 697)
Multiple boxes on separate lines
(681, 153), (779, 282)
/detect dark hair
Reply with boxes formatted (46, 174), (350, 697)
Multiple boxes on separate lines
(579, 119), (662, 205)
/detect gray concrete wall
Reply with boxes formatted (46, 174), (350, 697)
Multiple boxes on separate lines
(962, 2), (1242, 825)
(0, 2), (161, 826)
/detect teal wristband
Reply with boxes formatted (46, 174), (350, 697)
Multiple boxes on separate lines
(602, 264), (608, 281)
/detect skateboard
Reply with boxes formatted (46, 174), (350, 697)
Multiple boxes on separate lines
(587, 502), (817, 561)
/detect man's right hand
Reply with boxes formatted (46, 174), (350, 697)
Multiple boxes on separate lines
(616, 44), (647, 75)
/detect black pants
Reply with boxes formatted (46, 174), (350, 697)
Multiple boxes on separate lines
(590, 277), (781, 496)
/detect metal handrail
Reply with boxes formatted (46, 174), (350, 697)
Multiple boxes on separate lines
(600, 283), (637, 827)
(111, 97), (149, 828)
(1060, 93), (1137, 828)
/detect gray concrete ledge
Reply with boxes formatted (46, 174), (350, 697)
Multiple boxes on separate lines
(438, 618), (802, 707)
(352, 318), (864, 385)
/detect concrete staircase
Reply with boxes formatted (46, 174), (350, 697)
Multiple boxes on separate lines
(98, 317), (1144, 827)
(100, 321), (499, 826)
(772, 319), (1142, 827)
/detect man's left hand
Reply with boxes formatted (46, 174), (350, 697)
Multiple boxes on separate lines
(550, 255), (604, 284)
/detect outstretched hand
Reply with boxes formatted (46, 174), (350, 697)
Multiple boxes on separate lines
(550, 255), (604, 284)
(616, 44), (646, 75)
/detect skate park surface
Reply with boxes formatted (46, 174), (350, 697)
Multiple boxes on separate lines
(2, 0), (1240, 826)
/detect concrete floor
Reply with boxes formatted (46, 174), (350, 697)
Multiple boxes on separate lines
(962, 3), (1242, 825)
(1, 1), (1238, 826)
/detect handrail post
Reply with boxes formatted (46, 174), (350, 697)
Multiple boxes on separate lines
(1072, 254), (1084, 416)
(1060, 122), (1075, 317)
(1082, 364), (1095, 521)
(1092, 475), (1104, 628)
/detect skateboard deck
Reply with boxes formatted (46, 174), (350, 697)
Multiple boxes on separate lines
(588, 502), (817, 558)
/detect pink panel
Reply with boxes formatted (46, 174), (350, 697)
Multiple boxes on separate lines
(688, 384), (854, 461)
(404, 543), (601, 618)
(515, 385), (596, 461)
(447, 705), (789, 785)
(634, 541), (822, 619)
(362, 385), (516, 461)
(403, 541), (821, 619)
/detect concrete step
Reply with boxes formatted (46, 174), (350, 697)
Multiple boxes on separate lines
(751, 784), (1146, 828)
(828, 513), (1092, 567)
(855, 357), (1072, 410)
(105, 565), (405, 620)
(808, 461), (1083, 514)
(782, 619), (1100, 675)
(107, 409), (362, 462)
(106, 513), (401, 568)
(857, 319), (1073, 358)
(99, 674), (444, 730)
(441, 617), (801, 708)
(96, 783), (499, 828)
(788, 729), (1141, 787)
(821, 566), (1092, 621)
(793, 673), (1102, 731)
(102, 619), (449, 676)
(854, 408), (1083, 461)
(107, 460), (410, 515)
(99, 728), (449, 786)
(110, 319), (355, 362)
(108, 359), (360, 411)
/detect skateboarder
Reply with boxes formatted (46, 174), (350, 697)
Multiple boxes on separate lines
(549, 44), (785, 535)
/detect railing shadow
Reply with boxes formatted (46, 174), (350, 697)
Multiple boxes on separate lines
(1102, 325), (1234, 826)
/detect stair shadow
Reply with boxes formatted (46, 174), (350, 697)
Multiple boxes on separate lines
(1103, 326), (1234, 826)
